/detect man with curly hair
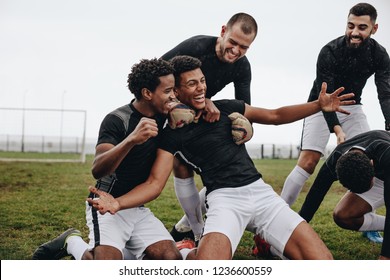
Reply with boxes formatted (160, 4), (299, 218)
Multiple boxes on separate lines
(298, 130), (389, 260)
(87, 55), (357, 260)
(33, 58), (183, 260)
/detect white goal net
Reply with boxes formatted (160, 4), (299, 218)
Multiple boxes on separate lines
(0, 107), (87, 163)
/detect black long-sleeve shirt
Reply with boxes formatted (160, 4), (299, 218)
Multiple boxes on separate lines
(299, 130), (390, 258)
(307, 36), (390, 132)
(161, 35), (252, 104)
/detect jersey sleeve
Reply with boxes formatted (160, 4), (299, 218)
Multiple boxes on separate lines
(315, 46), (341, 133)
(299, 153), (339, 222)
(158, 127), (180, 155)
(160, 36), (199, 60)
(214, 99), (246, 115)
(233, 58), (252, 104)
(374, 49), (390, 130)
(373, 141), (390, 257)
(96, 114), (126, 146)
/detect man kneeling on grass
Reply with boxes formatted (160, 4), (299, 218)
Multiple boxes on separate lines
(88, 55), (356, 260)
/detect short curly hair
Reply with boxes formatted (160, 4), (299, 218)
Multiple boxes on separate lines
(169, 55), (202, 87)
(335, 151), (374, 194)
(127, 58), (175, 100)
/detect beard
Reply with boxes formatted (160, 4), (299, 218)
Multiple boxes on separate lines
(346, 34), (370, 49)
(219, 45), (240, 63)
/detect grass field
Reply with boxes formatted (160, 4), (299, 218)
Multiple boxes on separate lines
(0, 153), (385, 260)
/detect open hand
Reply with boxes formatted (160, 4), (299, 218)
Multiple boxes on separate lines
(86, 186), (120, 215)
(318, 82), (355, 114)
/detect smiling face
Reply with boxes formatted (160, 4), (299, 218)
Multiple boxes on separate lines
(147, 74), (176, 115)
(216, 23), (256, 63)
(345, 14), (377, 48)
(174, 68), (207, 111)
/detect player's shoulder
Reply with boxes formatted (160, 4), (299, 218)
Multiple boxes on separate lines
(109, 104), (135, 122)
(368, 38), (390, 59)
(370, 130), (390, 140)
(321, 36), (344, 52)
(214, 99), (245, 114)
(181, 35), (217, 46)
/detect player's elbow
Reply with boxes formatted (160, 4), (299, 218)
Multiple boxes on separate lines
(91, 166), (106, 180)
(91, 168), (100, 180)
(91, 161), (115, 180)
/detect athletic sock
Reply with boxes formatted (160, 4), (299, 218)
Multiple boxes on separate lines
(174, 176), (204, 238)
(66, 235), (90, 260)
(280, 165), (310, 206)
(270, 246), (288, 260)
(179, 248), (196, 260)
(359, 212), (385, 231)
(123, 249), (137, 260)
(198, 187), (207, 214)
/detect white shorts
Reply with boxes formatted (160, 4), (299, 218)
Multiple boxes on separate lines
(85, 203), (173, 259)
(203, 179), (304, 255)
(354, 177), (385, 210)
(301, 105), (370, 155)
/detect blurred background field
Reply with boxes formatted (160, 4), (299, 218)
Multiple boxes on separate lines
(0, 154), (384, 260)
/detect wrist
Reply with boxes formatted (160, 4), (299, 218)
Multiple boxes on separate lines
(114, 198), (122, 212)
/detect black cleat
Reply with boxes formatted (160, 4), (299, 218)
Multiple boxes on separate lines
(170, 225), (195, 242)
(32, 228), (81, 260)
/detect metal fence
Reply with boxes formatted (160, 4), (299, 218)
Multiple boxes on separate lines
(0, 136), (336, 160)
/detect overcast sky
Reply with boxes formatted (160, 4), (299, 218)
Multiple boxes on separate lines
(1, 0), (389, 146)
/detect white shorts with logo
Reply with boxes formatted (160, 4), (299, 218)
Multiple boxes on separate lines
(354, 177), (385, 210)
(301, 105), (370, 155)
(203, 178), (304, 255)
(85, 203), (173, 259)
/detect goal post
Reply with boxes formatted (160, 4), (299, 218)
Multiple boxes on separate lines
(0, 107), (87, 163)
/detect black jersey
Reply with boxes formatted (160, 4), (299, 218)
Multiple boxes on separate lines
(307, 36), (390, 132)
(299, 130), (390, 257)
(161, 35), (252, 104)
(94, 101), (166, 198)
(159, 99), (261, 194)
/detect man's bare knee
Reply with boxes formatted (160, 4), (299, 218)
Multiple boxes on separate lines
(94, 245), (122, 260)
(333, 209), (349, 229)
(173, 158), (194, 178)
(284, 222), (333, 260)
(145, 240), (181, 260)
(297, 150), (322, 174)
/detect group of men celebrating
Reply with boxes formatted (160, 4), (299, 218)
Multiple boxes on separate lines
(33, 2), (389, 260)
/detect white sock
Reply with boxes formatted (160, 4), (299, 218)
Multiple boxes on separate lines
(199, 187), (207, 214)
(174, 177), (204, 238)
(179, 248), (196, 260)
(175, 216), (191, 232)
(281, 165), (310, 206)
(175, 187), (207, 231)
(123, 249), (137, 260)
(66, 235), (90, 260)
(359, 212), (385, 231)
(270, 246), (288, 260)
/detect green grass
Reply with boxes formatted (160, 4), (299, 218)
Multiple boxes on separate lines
(0, 151), (82, 160)
(0, 155), (385, 260)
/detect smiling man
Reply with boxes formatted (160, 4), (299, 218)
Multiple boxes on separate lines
(278, 2), (390, 246)
(161, 13), (258, 243)
(87, 55), (356, 260)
